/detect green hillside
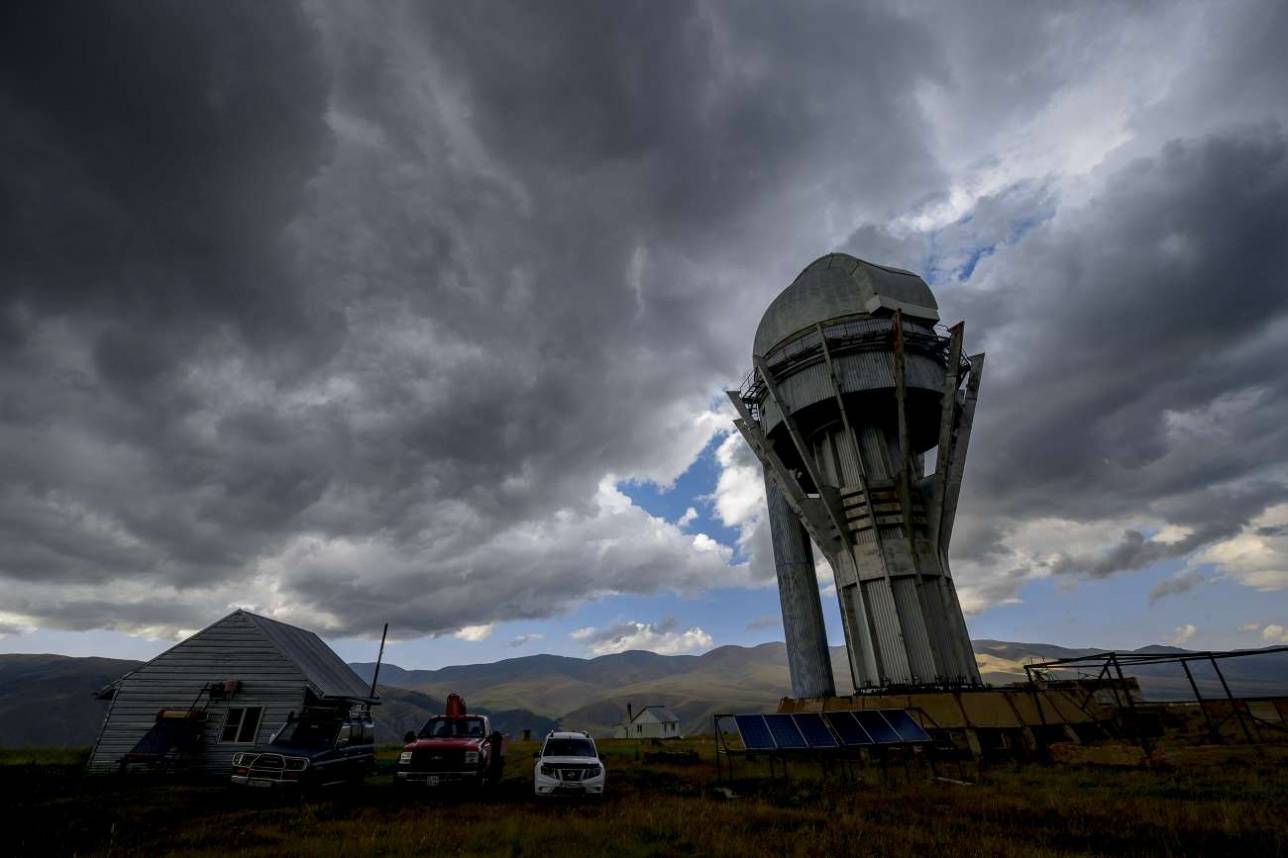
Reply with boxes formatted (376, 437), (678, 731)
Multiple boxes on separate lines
(0, 653), (143, 747)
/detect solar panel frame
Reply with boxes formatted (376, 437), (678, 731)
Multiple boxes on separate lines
(732, 714), (776, 750)
(882, 709), (932, 743)
(823, 711), (875, 747)
(853, 710), (901, 744)
(791, 713), (838, 749)
(763, 713), (808, 749)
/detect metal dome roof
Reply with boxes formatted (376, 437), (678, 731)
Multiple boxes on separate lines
(753, 253), (939, 356)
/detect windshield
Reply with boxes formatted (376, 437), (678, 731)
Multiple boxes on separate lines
(419, 717), (485, 739)
(271, 718), (340, 749)
(543, 738), (595, 758)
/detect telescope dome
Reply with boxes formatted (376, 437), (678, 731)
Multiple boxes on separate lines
(753, 253), (940, 357)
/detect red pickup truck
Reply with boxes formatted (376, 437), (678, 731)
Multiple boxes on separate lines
(393, 694), (504, 788)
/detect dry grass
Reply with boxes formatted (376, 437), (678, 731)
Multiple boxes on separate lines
(2, 739), (1285, 857)
(0, 746), (90, 766)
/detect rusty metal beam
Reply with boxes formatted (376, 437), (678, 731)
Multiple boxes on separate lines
(815, 323), (882, 556)
(939, 352), (984, 553)
(752, 359), (853, 552)
(1210, 655), (1256, 743)
(891, 311), (916, 547)
(930, 322), (964, 548)
(1181, 658), (1220, 743)
(726, 391), (842, 556)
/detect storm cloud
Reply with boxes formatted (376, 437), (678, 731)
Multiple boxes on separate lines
(2, 0), (1287, 639)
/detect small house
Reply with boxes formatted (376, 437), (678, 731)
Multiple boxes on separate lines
(622, 704), (683, 739)
(89, 609), (375, 774)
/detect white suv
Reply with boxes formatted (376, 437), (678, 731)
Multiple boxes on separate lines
(533, 731), (605, 797)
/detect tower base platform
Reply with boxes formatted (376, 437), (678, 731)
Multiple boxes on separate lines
(777, 682), (1131, 758)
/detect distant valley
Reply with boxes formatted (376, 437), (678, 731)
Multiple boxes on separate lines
(3, 641), (1286, 747)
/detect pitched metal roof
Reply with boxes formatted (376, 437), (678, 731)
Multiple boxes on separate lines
(631, 705), (680, 724)
(239, 610), (375, 701)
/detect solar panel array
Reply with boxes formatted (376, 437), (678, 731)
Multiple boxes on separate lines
(792, 713), (838, 749)
(854, 711), (900, 744)
(727, 710), (930, 752)
(882, 709), (932, 743)
(733, 714), (776, 750)
(764, 714), (808, 749)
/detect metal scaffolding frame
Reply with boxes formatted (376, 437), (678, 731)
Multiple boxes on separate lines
(1023, 646), (1288, 753)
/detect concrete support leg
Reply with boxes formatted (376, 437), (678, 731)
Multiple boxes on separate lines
(765, 475), (835, 698)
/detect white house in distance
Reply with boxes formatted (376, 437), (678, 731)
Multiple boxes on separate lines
(620, 704), (683, 739)
(89, 609), (376, 774)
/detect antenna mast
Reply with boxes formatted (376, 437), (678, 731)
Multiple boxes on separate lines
(368, 623), (389, 700)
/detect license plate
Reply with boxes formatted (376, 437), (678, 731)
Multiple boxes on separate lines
(426, 775), (439, 786)
(249, 779), (274, 788)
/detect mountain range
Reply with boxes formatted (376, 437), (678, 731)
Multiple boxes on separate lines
(3, 641), (1285, 747)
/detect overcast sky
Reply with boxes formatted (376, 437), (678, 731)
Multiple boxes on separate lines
(3, 1), (1287, 668)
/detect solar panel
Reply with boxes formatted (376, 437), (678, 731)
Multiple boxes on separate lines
(882, 710), (931, 743)
(763, 714), (808, 749)
(824, 711), (874, 747)
(733, 714), (776, 750)
(853, 710), (900, 744)
(791, 713), (838, 749)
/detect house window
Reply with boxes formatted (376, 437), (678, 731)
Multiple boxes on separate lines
(220, 707), (263, 743)
(636, 724), (642, 734)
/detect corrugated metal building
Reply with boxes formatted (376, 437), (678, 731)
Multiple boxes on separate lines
(88, 609), (374, 774)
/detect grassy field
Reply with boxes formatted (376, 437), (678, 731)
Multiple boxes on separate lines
(1, 739), (1285, 857)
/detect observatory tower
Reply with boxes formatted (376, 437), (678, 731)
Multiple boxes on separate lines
(729, 253), (983, 697)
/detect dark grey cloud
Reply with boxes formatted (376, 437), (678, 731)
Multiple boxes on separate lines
(5, 0), (947, 636)
(828, 1), (1288, 606)
(1149, 570), (1205, 605)
(585, 619), (678, 648)
(931, 129), (1288, 597)
(2, 0), (1287, 639)
(1, 2), (338, 597)
(2, 2), (333, 343)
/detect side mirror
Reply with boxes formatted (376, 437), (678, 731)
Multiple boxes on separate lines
(403, 731), (417, 744)
(532, 750), (541, 759)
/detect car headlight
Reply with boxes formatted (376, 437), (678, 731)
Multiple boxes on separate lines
(398, 751), (413, 764)
(464, 751), (479, 764)
(539, 764), (557, 777)
(284, 757), (309, 771)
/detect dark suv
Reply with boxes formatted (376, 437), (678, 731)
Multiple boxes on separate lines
(231, 707), (375, 790)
